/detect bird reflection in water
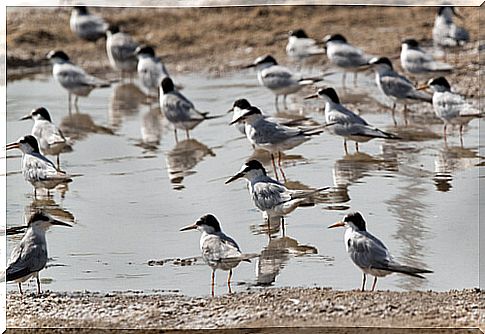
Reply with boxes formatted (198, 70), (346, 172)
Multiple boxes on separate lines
(137, 105), (164, 151)
(255, 234), (317, 286)
(165, 139), (215, 190)
(109, 82), (148, 129)
(60, 105), (114, 141)
(433, 144), (479, 192)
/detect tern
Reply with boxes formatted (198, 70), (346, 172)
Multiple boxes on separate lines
(225, 160), (328, 235)
(432, 6), (469, 47)
(180, 214), (248, 296)
(135, 45), (170, 97)
(328, 212), (433, 291)
(305, 87), (399, 153)
(20, 107), (72, 169)
(230, 103), (325, 180)
(286, 29), (325, 60)
(244, 55), (324, 110)
(400, 39), (453, 74)
(106, 25), (139, 79)
(6, 211), (72, 294)
(323, 34), (373, 85)
(46, 50), (111, 109)
(368, 57), (432, 112)
(6, 135), (72, 197)
(160, 77), (220, 140)
(418, 76), (483, 142)
(70, 6), (108, 42)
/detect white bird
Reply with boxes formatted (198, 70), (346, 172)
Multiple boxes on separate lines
(160, 77), (220, 140)
(106, 25), (139, 79)
(418, 76), (483, 142)
(70, 6), (108, 42)
(432, 6), (469, 47)
(6, 211), (71, 294)
(229, 103), (325, 180)
(305, 87), (399, 153)
(225, 160), (328, 234)
(328, 212), (433, 291)
(6, 135), (72, 197)
(135, 45), (170, 97)
(323, 34), (373, 85)
(180, 214), (248, 296)
(400, 38), (453, 74)
(368, 57), (432, 111)
(20, 107), (72, 169)
(244, 55), (324, 110)
(46, 50), (111, 109)
(286, 29), (325, 60)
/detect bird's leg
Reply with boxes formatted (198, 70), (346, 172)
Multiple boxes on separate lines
(271, 153), (279, 181)
(342, 72), (347, 88)
(391, 107), (397, 127)
(277, 152), (287, 183)
(353, 72), (358, 86)
(275, 95), (279, 112)
(281, 216), (286, 237)
(371, 276), (378, 292)
(403, 104), (409, 126)
(57, 155), (61, 171)
(34, 188), (37, 199)
(227, 269), (233, 294)
(283, 95), (288, 110)
(355, 142), (359, 152)
(344, 140), (348, 155)
(443, 124), (447, 143)
(211, 270), (215, 297)
(185, 129), (190, 139)
(361, 273), (366, 292)
(68, 93), (72, 114)
(18, 283), (23, 295)
(174, 129), (179, 143)
(459, 125), (464, 147)
(36, 275), (41, 294)
(74, 95), (79, 107)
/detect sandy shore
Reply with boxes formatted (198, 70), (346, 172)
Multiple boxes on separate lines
(6, 288), (483, 329)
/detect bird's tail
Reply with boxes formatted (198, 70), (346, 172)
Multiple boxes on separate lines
(298, 72), (334, 86)
(410, 90), (433, 103)
(430, 61), (453, 72)
(384, 263), (433, 279)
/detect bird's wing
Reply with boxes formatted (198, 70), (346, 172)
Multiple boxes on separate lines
(436, 92), (479, 118)
(380, 72), (429, 101)
(57, 63), (108, 87)
(201, 234), (241, 264)
(6, 240), (47, 281)
(348, 231), (392, 270)
(40, 123), (67, 146)
(162, 93), (203, 122)
(252, 180), (292, 211)
(261, 66), (297, 89)
(327, 104), (368, 126)
(77, 14), (108, 35)
(110, 34), (139, 61)
(24, 154), (70, 181)
(331, 43), (371, 66)
(251, 119), (303, 144)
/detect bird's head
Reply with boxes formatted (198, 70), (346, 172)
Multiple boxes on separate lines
(72, 6), (89, 15)
(401, 38), (420, 50)
(229, 105), (262, 125)
(289, 29), (309, 39)
(6, 135), (40, 154)
(244, 54), (278, 69)
(418, 76), (451, 93)
(225, 159), (266, 184)
(305, 87), (340, 104)
(46, 50), (70, 63)
(227, 98), (252, 114)
(135, 45), (155, 58)
(20, 107), (52, 122)
(368, 56), (394, 71)
(28, 211), (72, 231)
(328, 212), (367, 232)
(323, 33), (347, 45)
(160, 77), (175, 94)
(180, 214), (222, 234)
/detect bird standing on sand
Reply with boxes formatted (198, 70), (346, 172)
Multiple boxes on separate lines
(106, 25), (139, 79)
(432, 6), (469, 47)
(6, 135), (72, 197)
(20, 107), (72, 169)
(225, 160), (328, 235)
(6, 211), (71, 294)
(70, 6), (108, 42)
(286, 29), (325, 61)
(180, 214), (248, 296)
(328, 212), (433, 291)
(400, 39), (453, 75)
(47, 50), (111, 110)
(305, 87), (399, 154)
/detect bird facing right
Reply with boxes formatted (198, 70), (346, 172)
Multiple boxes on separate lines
(180, 214), (247, 296)
(328, 212), (433, 291)
(6, 211), (72, 294)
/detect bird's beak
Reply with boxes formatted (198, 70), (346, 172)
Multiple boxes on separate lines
(19, 114), (32, 121)
(51, 219), (72, 227)
(180, 223), (198, 231)
(227, 107), (234, 114)
(417, 84), (429, 91)
(273, 33), (288, 42)
(328, 221), (345, 229)
(229, 115), (245, 125)
(6, 142), (20, 150)
(304, 93), (319, 100)
(242, 63), (256, 69)
(225, 172), (244, 184)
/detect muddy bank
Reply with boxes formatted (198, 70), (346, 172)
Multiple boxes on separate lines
(6, 288), (483, 329)
(6, 6), (482, 94)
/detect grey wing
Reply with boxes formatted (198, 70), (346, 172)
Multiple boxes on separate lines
(327, 104), (368, 126)
(349, 232), (392, 270)
(253, 119), (303, 144)
(7, 241), (47, 281)
(380, 73), (419, 99)
(42, 123), (66, 146)
(77, 15), (107, 36)
(162, 94), (202, 122)
(24, 154), (65, 181)
(202, 235), (241, 265)
(252, 181), (292, 211)
(261, 66), (297, 89)
(451, 25), (469, 42)
(111, 35), (139, 61)
(435, 92), (470, 118)
(331, 44), (371, 67)
(57, 63), (106, 87)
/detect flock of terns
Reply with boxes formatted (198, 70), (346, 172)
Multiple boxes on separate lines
(5, 6), (480, 296)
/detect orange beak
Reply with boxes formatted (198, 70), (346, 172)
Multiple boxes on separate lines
(328, 221), (345, 229)
(6, 142), (20, 150)
(417, 84), (429, 91)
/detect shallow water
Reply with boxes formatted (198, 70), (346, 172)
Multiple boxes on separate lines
(5, 68), (482, 296)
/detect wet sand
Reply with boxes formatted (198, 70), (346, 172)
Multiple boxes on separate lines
(6, 288), (483, 329)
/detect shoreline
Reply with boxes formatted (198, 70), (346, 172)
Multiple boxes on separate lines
(6, 288), (483, 329)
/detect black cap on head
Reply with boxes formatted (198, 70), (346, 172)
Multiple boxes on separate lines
(428, 76), (451, 90)
(73, 6), (89, 14)
(317, 87), (340, 104)
(161, 77), (175, 94)
(438, 6), (455, 16)
(343, 212), (366, 231)
(255, 55), (278, 66)
(233, 99), (251, 110)
(369, 57), (393, 70)
(243, 106), (263, 117)
(323, 34), (347, 44)
(32, 107), (52, 122)
(107, 25), (120, 34)
(244, 159), (266, 174)
(20, 135), (40, 153)
(402, 38), (419, 48)
(47, 50), (70, 61)
(28, 211), (50, 226)
(135, 45), (155, 57)
(196, 214), (221, 232)
(289, 29), (309, 38)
